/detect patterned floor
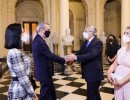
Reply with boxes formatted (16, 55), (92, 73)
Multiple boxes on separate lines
(0, 62), (114, 100)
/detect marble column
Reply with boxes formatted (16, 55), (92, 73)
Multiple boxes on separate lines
(50, 0), (57, 53)
(0, 0), (2, 57)
(121, 0), (130, 46)
(101, 9), (105, 33)
(7, 3), (15, 24)
(95, 0), (105, 37)
(0, 0), (8, 58)
(44, 7), (50, 23)
(96, 0), (101, 37)
(44, 8), (52, 51)
(50, 0), (56, 34)
(59, 0), (69, 56)
(87, 9), (95, 27)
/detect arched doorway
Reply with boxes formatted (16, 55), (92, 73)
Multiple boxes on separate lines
(15, 0), (44, 52)
(104, 0), (121, 38)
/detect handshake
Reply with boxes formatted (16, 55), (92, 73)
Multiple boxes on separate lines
(64, 53), (77, 66)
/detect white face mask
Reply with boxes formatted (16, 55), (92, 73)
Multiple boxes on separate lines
(83, 32), (89, 39)
(123, 35), (130, 43)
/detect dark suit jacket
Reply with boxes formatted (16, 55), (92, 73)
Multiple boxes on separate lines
(32, 34), (65, 82)
(76, 37), (104, 82)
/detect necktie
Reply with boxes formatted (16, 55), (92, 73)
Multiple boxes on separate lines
(86, 41), (89, 48)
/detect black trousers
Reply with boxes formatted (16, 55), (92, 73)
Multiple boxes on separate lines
(38, 81), (56, 100)
(86, 81), (101, 100)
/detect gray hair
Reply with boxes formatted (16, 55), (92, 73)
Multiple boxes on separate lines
(86, 25), (97, 36)
(36, 22), (46, 33)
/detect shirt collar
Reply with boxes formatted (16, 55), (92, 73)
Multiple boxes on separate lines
(88, 36), (95, 43)
(38, 33), (45, 40)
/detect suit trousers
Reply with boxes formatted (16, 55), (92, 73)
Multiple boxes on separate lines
(38, 80), (56, 100)
(86, 81), (101, 100)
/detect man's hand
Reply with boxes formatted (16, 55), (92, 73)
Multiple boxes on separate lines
(64, 55), (72, 62)
(64, 55), (74, 66)
(67, 53), (77, 61)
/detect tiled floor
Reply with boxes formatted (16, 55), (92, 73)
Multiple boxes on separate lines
(0, 63), (114, 100)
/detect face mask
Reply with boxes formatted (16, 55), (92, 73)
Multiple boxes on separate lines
(109, 39), (113, 42)
(123, 35), (130, 43)
(44, 31), (50, 38)
(83, 32), (89, 39)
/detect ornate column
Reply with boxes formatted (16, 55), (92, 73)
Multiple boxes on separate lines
(59, 0), (69, 56)
(87, 9), (95, 26)
(95, 0), (104, 37)
(50, 0), (56, 34)
(44, 7), (52, 51)
(95, 0), (101, 37)
(50, 0), (57, 53)
(44, 7), (50, 23)
(101, 9), (105, 33)
(121, 0), (130, 46)
(0, 0), (2, 57)
(7, 2), (15, 24)
(0, 0), (8, 57)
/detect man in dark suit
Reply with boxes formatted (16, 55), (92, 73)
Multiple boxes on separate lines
(32, 23), (66, 100)
(68, 25), (104, 100)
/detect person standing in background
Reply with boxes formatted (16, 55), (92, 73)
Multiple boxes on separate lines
(106, 34), (118, 65)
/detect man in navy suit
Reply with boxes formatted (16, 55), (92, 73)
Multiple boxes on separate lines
(68, 25), (104, 100)
(32, 23), (66, 100)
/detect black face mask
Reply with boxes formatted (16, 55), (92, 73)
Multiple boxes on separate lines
(44, 31), (50, 38)
(109, 39), (113, 42)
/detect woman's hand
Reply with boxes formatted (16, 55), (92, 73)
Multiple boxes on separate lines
(112, 78), (123, 86)
(109, 58), (114, 62)
(108, 56), (116, 62)
(108, 57), (113, 62)
(106, 72), (113, 84)
(111, 78), (123, 89)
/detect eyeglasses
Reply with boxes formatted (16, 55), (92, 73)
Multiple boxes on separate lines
(124, 32), (130, 36)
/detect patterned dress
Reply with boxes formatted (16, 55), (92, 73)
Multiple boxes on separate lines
(114, 47), (130, 100)
(7, 48), (36, 100)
